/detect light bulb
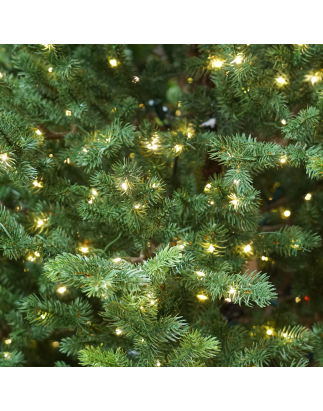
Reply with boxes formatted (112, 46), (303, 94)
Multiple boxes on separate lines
(233, 56), (242, 64)
(116, 328), (122, 335)
(81, 247), (88, 253)
(121, 182), (127, 190)
(229, 287), (236, 294)
(208, 245), (215, 253)
(305, 193), (311, 201)
(91, 189), (97, 196)
(210, 201), (214, 205)
(295, 296), (301, 303)
(187, 132), (191, 138)
(37, 220), (44, 226)
(36, 129), (42, 135)
(267, 329), (273, 335)
(311, 76), (318, 84)
(212, 59), (223, 68)
(150, 300), (155, 305)
(244, 245), (252, 253)
(281, 119), (286, 125)
(205, 184), (211, 190)
(41, 314), (45, 319)
(283, 333), (287, 338)
(1, 153), (8, 161)
(52, 341), (59, 348)
(48, 67), (53, 73)
(110, 59), (117, 67)
(197, 294), (207, 300)
(134, 204), (140, 209)
(261, 256), (269, 261)
(66, 110), (72, 116)
(4, 353), (9, 358)
(88, 199), (92, 204)
(156, 361), (161, 367)
(225, 298), (231, 302)
(178, 244), (184, 249)
(4, 339), (11, 345)
(33, 181), (39, 187)
(113, 258), (121, 262)
(58, 286), (66, 294)
(0, 72), (2, 78)
(276, 77), (286, 84)
(174, 144), (182, 152)
(284, 210), (291, 217)
(196, 271), (205, 277)
(35, 251), (40, 257)
(231, 198), (238, 206)
(280, 157), (286, 163)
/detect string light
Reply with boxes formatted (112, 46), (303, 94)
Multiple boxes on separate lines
(188, 78), (193, 83)
(150, 300), (155, 305)
(35, 251), (40, 257)
(283, 333), (287, 338)
(244, 244), (252, 253)
(81, 247), (88, 253)
(4, 339), (11, 345)
(211, 59), (223, 68)
(156, 361), (161, 367)
(210, 201), (214, 205)
(66, 110), (72, 116)
(37, 220), (44, 226)
(92, 190), (97, 196)
(267, 329), (273, 335)
(230, 196), (238, 206)
(284, 210), (291, 217)
(88, 199), (92, 204)
(225, 298), (231, 302)
(305, 193), (312, 200)
(36, 129), (42, 135)
(48, 67), (53, 73)
(41, 314), (46, 319)
(116, 328), (122, 335)
(1, 153), (8, 161)
(233, 55), (243, 64)
(113, 257), (121, 262)
(205, 184), (211, 191)
(281, 119), (286, 125)
(134, 204), (140, 209)
(121, 182), (127, 190)
(197, 294), (207, 300)
(33, 180), (40, 187)
(187, 132), (191, 138)
(280, 157), (286, 163)
(0, 72), (3, 78)
(261, 256), (269, 261)
(276, 77), (286, 85)
(52, 341), (59, 348)
(295, 296), (301, 303)
(196, 271), (205, 277)
(178, 244), (184, 249)
(57, 286), (66, 294)
(4, 353), (9, 358)
(132, 76), (140, 83)
(82, 148), (88, 153)
(208, 245), (215, 253)
(174, 144), (182, 153)
(229, 287), (236, 294)
(110, 59), (117, 67)
(311, 76), (318, 84)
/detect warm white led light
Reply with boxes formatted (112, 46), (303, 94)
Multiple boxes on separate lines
(284, 210), (291, 217)
(110, 59), (117, 67)
(58, 286), (66, 294)
(114, 258), (121, 262)
(81, 247), (88, 253)
(196, 271), (205, 277)
(244, 245), (252, 253)
(305, 193), (311, 201)
(208, 245), (215, 253)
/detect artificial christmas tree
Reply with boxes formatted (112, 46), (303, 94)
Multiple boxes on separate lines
(1, 44), (323, 367)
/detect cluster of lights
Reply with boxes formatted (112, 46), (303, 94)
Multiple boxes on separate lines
(261, 256), (269, 261)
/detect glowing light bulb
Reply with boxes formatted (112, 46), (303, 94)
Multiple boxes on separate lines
(58, 286), (66, 294)
(196, 271), (205, 277)
(88, 199), (92, 204)
(81, 247), (88, 253)
(134, 204), (140, 209)
(283, 333), (287, 338)
(52, 341), (59, 348)
(152, 183), (156, 188)
(225, 298), (231, 302)
(281, 119), (286, 125)
(276, 77), (286, 85)
(233, 55), (242, 64)
(205, 184), (211, 191)
(48, 67), (53, 73)
(66, 110), (72, 116)
(187, 132), (191, 138)
(4, 339), (11, 345)
(267, 329), (273, 335)
(229, 287), (236, 294)
(178, 244), (184, 249)
(114, 258), (121, 262)
(41, 314), (45, 319)
(1, 153), (8, 161)
(174, 144), (182, 152)
(208, 245), (215, 253)
(4, 353), (9, 358)
(280, 157), (286, 163)
(233, 179), (239, 184)
(36, 129), (42, 135)
(33, 181), (40, 187)
(197, 294), (207, 300)
(0, 72), (2, 78)
(92, 190), (97, 196)
(188, 78), (193, 83)
(284, 210), (291, 217)
(132, 76), (140, 83)
(261, 256), (269, 261)
(210, 201), (214, 205)
(121, 182), (127, 190)
(295, 296), (301, 303)
(34, 251), (40, 257)
(244, 245), (252, 253)
(110, 59), (117, 67)
(156, 361), (161, 367)
(37, 220), (44, 226)
(311, 76), (318, 84)
(212, 59), (223, 68)
(150, 300), (155, 305)
(231, 198), (238, 206)
(116, 328), (122, 335)
(305, 193), (312, 201)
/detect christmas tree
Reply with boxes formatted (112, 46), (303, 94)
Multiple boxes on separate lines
(1, 44), (323, 367)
